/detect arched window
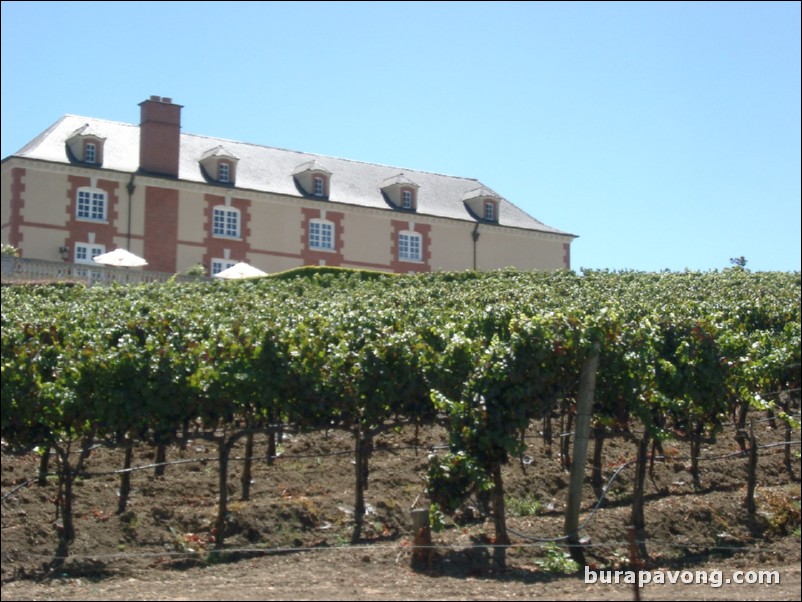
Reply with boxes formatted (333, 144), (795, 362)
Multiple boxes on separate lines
(76, 187), (107, 222)
(308, 219), (334, 250)
(398, 230), (422, 262)
(212, 206), (241, 238)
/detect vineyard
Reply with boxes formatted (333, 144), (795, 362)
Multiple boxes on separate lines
(1, 267), (800, 597)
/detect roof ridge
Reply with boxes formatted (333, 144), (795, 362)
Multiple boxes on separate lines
(180, 130), (481, 184)
(24, 115), (481, 184)
(6, 113), (575, 238)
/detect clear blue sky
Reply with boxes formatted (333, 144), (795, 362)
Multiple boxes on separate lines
(2, 1), (799, 272)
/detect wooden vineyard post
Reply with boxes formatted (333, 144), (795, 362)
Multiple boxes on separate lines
(411, 508), (432, 570)
(564, 343), (599, 564)
(745, 421), (758, 515)
(631, 435), (650, 561)
(627, 526), (642, 602)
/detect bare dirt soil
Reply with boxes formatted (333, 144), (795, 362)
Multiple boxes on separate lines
(2, 419), (800, 601)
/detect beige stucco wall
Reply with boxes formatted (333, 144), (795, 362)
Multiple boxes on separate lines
(477, 227), (567, 271)
(428, 219), (568, 272)
(248, 253), (301, 275)
(340, 210), (392, 267)
(249, 196), (304, 254)
(429, 221), (478, 271)
(175, 244), (206, 274)
(20, 170), (69, 227)
(177, 189), (207, 244)
(19, 225), (67, 262)
(126, 179), (147, 240)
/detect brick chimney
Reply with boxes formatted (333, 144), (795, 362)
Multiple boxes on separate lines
(139, 96), (182, 177)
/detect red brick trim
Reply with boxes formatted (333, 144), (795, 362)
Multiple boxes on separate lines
(201, 194), (252, 270)
(300, 207), (344, 266)
(8, 167), (25, 249)
(390, 220), (431, 273)
(64, 176), (120, 261)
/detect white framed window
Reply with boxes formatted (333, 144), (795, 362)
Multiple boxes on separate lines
(75, 243), (105, 264)
(484, 201), (495, 221)
(211, 258), (238, 276)
(398, 231), (422, 262)
(219, 163), (230, 183)
(313, 176), (325, 197)
(309, 219), (334, 250)
(402, 190), (412, 209)
(76, 188), (107, 222)
(212, 206), (240, 238)
(85, 143), (96, 164)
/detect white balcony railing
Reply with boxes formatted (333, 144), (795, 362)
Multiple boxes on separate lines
(1, 256), (205, 286)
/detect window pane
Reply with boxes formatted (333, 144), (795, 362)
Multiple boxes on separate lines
(399, 232), (421, 261)
(213, 208), (224, 235)
(92, 192), (105, 220)
(309, 221), (333, 249)
(77, 191), (90, 218)
(77, 189), (106, 221)
(213, 207), (239, 237)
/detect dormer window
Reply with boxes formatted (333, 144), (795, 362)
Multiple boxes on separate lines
(381, 174), (419, 211)
(85, 142), (97, 164)
(463, 187), (501, 223)
(200, 146), (239, 185)
(219, 162), (230, 183)
(293, 160), (332, 199)
(66, 124), (105, 166)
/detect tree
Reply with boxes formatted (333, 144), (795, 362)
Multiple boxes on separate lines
(730, 256), (748, 268)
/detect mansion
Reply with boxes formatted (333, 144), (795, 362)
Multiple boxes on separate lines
(1, 96), (575, 276)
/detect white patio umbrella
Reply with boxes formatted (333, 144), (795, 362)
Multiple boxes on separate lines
(92, 248), (148, 267)
(213, 262), (268, 280)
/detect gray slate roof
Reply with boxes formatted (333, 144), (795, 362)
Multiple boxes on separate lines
(12, 114), (573, 236)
